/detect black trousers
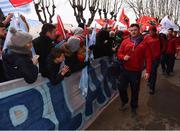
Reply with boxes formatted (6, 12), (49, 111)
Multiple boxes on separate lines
(166, 54), (175, 75)
(148, 59), (160, 91)
(161, 53), (168, 73)
(118, 69), (142, 109)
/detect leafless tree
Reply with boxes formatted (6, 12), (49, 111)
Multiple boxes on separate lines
(69, 0), (99, 26)
(98, 0), (123, 21)
(125, 0), (180, 24)
(68, 0), (123, 26)
(33, 0), (56, 24)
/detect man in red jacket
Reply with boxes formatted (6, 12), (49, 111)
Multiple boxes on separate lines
(117, 24), (152, 115)
(170, 30), (180, 72)
(145, 26), (161, 94)
(166, 28), (177, 75)
(159, 33), (168, 74)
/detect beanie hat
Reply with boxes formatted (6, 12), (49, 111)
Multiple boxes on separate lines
(66, 36), (80, 53)
(9, 27), (33, 47)
(71, 27), (84, 35)
(6, 27), (33, 55)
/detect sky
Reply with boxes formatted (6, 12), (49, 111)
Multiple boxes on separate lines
(24, 0), (136, 27)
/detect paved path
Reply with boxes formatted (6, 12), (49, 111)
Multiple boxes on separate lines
(88, 59), (180, 130)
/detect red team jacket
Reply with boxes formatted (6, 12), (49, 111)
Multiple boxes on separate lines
(117, 37), (152, 74)
(144, 34), (161, 60)
(166, 37), (178, 55)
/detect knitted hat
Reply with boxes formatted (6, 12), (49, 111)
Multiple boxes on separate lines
(9, 27), (33, 47)
(66, 36), (80, 53)
(71, 27), (84, 35)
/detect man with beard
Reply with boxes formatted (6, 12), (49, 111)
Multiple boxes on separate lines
(117, 24), (152, 116)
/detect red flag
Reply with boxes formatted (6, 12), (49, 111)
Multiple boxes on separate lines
(10, 0), (32, 7)
(119, 8), (130, 28)
(95, 19), (115, 27)
(56, 15), (66, 40)
(95, 19), (105, 27)
(136, 16), (160, 32)
(136, 16), (159, 26)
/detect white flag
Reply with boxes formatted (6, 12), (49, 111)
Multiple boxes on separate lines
(160, 15), (179, 34)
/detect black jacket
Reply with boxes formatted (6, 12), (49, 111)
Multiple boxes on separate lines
(2, 49), (38, 83)
(33, 34), (54, 77)
(91, 29), (113, 59)
(65, 52), (86, 73)
(46, 56), (64, 85)
(0, 38), (6, 82)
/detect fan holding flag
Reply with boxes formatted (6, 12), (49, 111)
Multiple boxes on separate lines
(119, 7), (130, 28)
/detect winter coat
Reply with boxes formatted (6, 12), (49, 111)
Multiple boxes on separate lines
(92, 29), (112, 59)
(65, 52), (86, 73)
(117, 37), (152, 74)
(46, 56), (64, 85)
(145, 34), (161, 60)
(2, 49), (38, 83)
(159, 34), (168, 54)
(33, 34), (54, 77)
(166, 38), (177, 55)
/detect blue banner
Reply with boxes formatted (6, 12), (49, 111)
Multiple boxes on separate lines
(0, 56), (119, 130)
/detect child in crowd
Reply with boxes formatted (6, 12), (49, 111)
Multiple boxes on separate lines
(46, 48), (70, 85)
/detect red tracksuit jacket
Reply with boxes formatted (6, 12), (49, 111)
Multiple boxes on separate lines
(117, 37), (152, 74)
(144, 34), (161, 60)
(166, 37), (177, 55)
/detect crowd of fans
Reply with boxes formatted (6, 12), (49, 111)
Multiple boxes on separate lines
(0, 13), (179, 88)
(0, 13), (180, 116)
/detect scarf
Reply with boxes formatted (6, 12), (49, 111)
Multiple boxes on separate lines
(130, 35), (143, 46)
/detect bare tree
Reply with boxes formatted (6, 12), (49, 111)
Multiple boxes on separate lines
(69, 0), (99, 26)
(125, 0), (180, 24)
(87, 0), (100, 26)
(98, 0), (123, 21)
(33, 0), (56, 24)
(69, 0), (123, 26)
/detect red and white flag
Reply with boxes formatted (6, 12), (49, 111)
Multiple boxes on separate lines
(0, 0), (31, 16)
(10, 0), (32, 7)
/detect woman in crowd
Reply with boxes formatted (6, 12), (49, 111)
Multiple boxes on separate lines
(2, 27), (38, 83)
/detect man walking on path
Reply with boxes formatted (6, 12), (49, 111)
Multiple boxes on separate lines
(117, 24), (152, 116)
(165, 28), (177, 76)
(145, 26), (161, 94)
